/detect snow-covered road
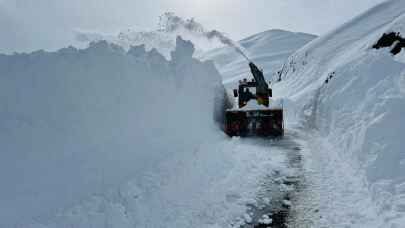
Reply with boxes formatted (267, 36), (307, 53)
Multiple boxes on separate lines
(288, 129), (383, 228)
(238, 130), (305, 228)
(241, 127), (387, 228)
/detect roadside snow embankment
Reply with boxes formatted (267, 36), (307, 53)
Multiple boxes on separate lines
(0, 36), (216, 226)
(276, 0), (405, 226)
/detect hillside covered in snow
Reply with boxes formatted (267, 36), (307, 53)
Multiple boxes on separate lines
(272, 0), (405, 226)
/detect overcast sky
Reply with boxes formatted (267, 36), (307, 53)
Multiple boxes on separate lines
(0, 0), (385, 53)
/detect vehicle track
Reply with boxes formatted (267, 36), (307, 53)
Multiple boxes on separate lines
(238, 131), (305, 228)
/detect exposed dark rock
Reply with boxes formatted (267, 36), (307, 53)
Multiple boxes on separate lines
(373, 32), (405, 55)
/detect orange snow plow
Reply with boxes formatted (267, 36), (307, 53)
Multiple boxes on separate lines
(225, 63), (284, 137)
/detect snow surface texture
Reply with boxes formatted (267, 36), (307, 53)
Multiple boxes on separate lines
(274, 0), (405, 226)
(200, 30), (317, 88)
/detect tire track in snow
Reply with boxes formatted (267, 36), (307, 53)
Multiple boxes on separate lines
(236, 130), (306, 228)
(288, 130), (384, 228)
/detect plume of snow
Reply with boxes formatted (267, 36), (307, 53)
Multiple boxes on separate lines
(75, 13), (251, 61)
(159, 12), (252, 62)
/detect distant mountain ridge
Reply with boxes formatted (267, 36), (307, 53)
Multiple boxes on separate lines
(200, 29), (317, 86)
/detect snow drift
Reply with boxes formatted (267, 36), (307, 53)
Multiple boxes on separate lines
(275, 0), (405, 226)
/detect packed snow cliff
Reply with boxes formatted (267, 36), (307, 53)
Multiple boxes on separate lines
(0, 37), (224, 227)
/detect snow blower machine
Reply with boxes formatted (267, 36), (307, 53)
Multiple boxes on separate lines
(225, 62), (284, 137)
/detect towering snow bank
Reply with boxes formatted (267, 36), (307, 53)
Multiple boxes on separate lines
(0, 36), (224, 227)
(276, 0), (405, 225)
(200, 30), (316, 87)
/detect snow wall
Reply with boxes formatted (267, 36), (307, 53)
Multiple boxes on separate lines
(277, 0), (405, 225)
(0, 36), (226, 227)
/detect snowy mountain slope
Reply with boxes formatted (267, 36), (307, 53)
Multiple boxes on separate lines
(200, 30), (316, 87)
(271, 0), (405, 226)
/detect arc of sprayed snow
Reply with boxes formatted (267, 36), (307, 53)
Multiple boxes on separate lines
(206, 30), (252, 62)
(160, 13), (252, 62)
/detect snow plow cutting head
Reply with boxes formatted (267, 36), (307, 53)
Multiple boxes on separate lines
(225, 109), (284, 137)
(225, 62), (284, 137)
